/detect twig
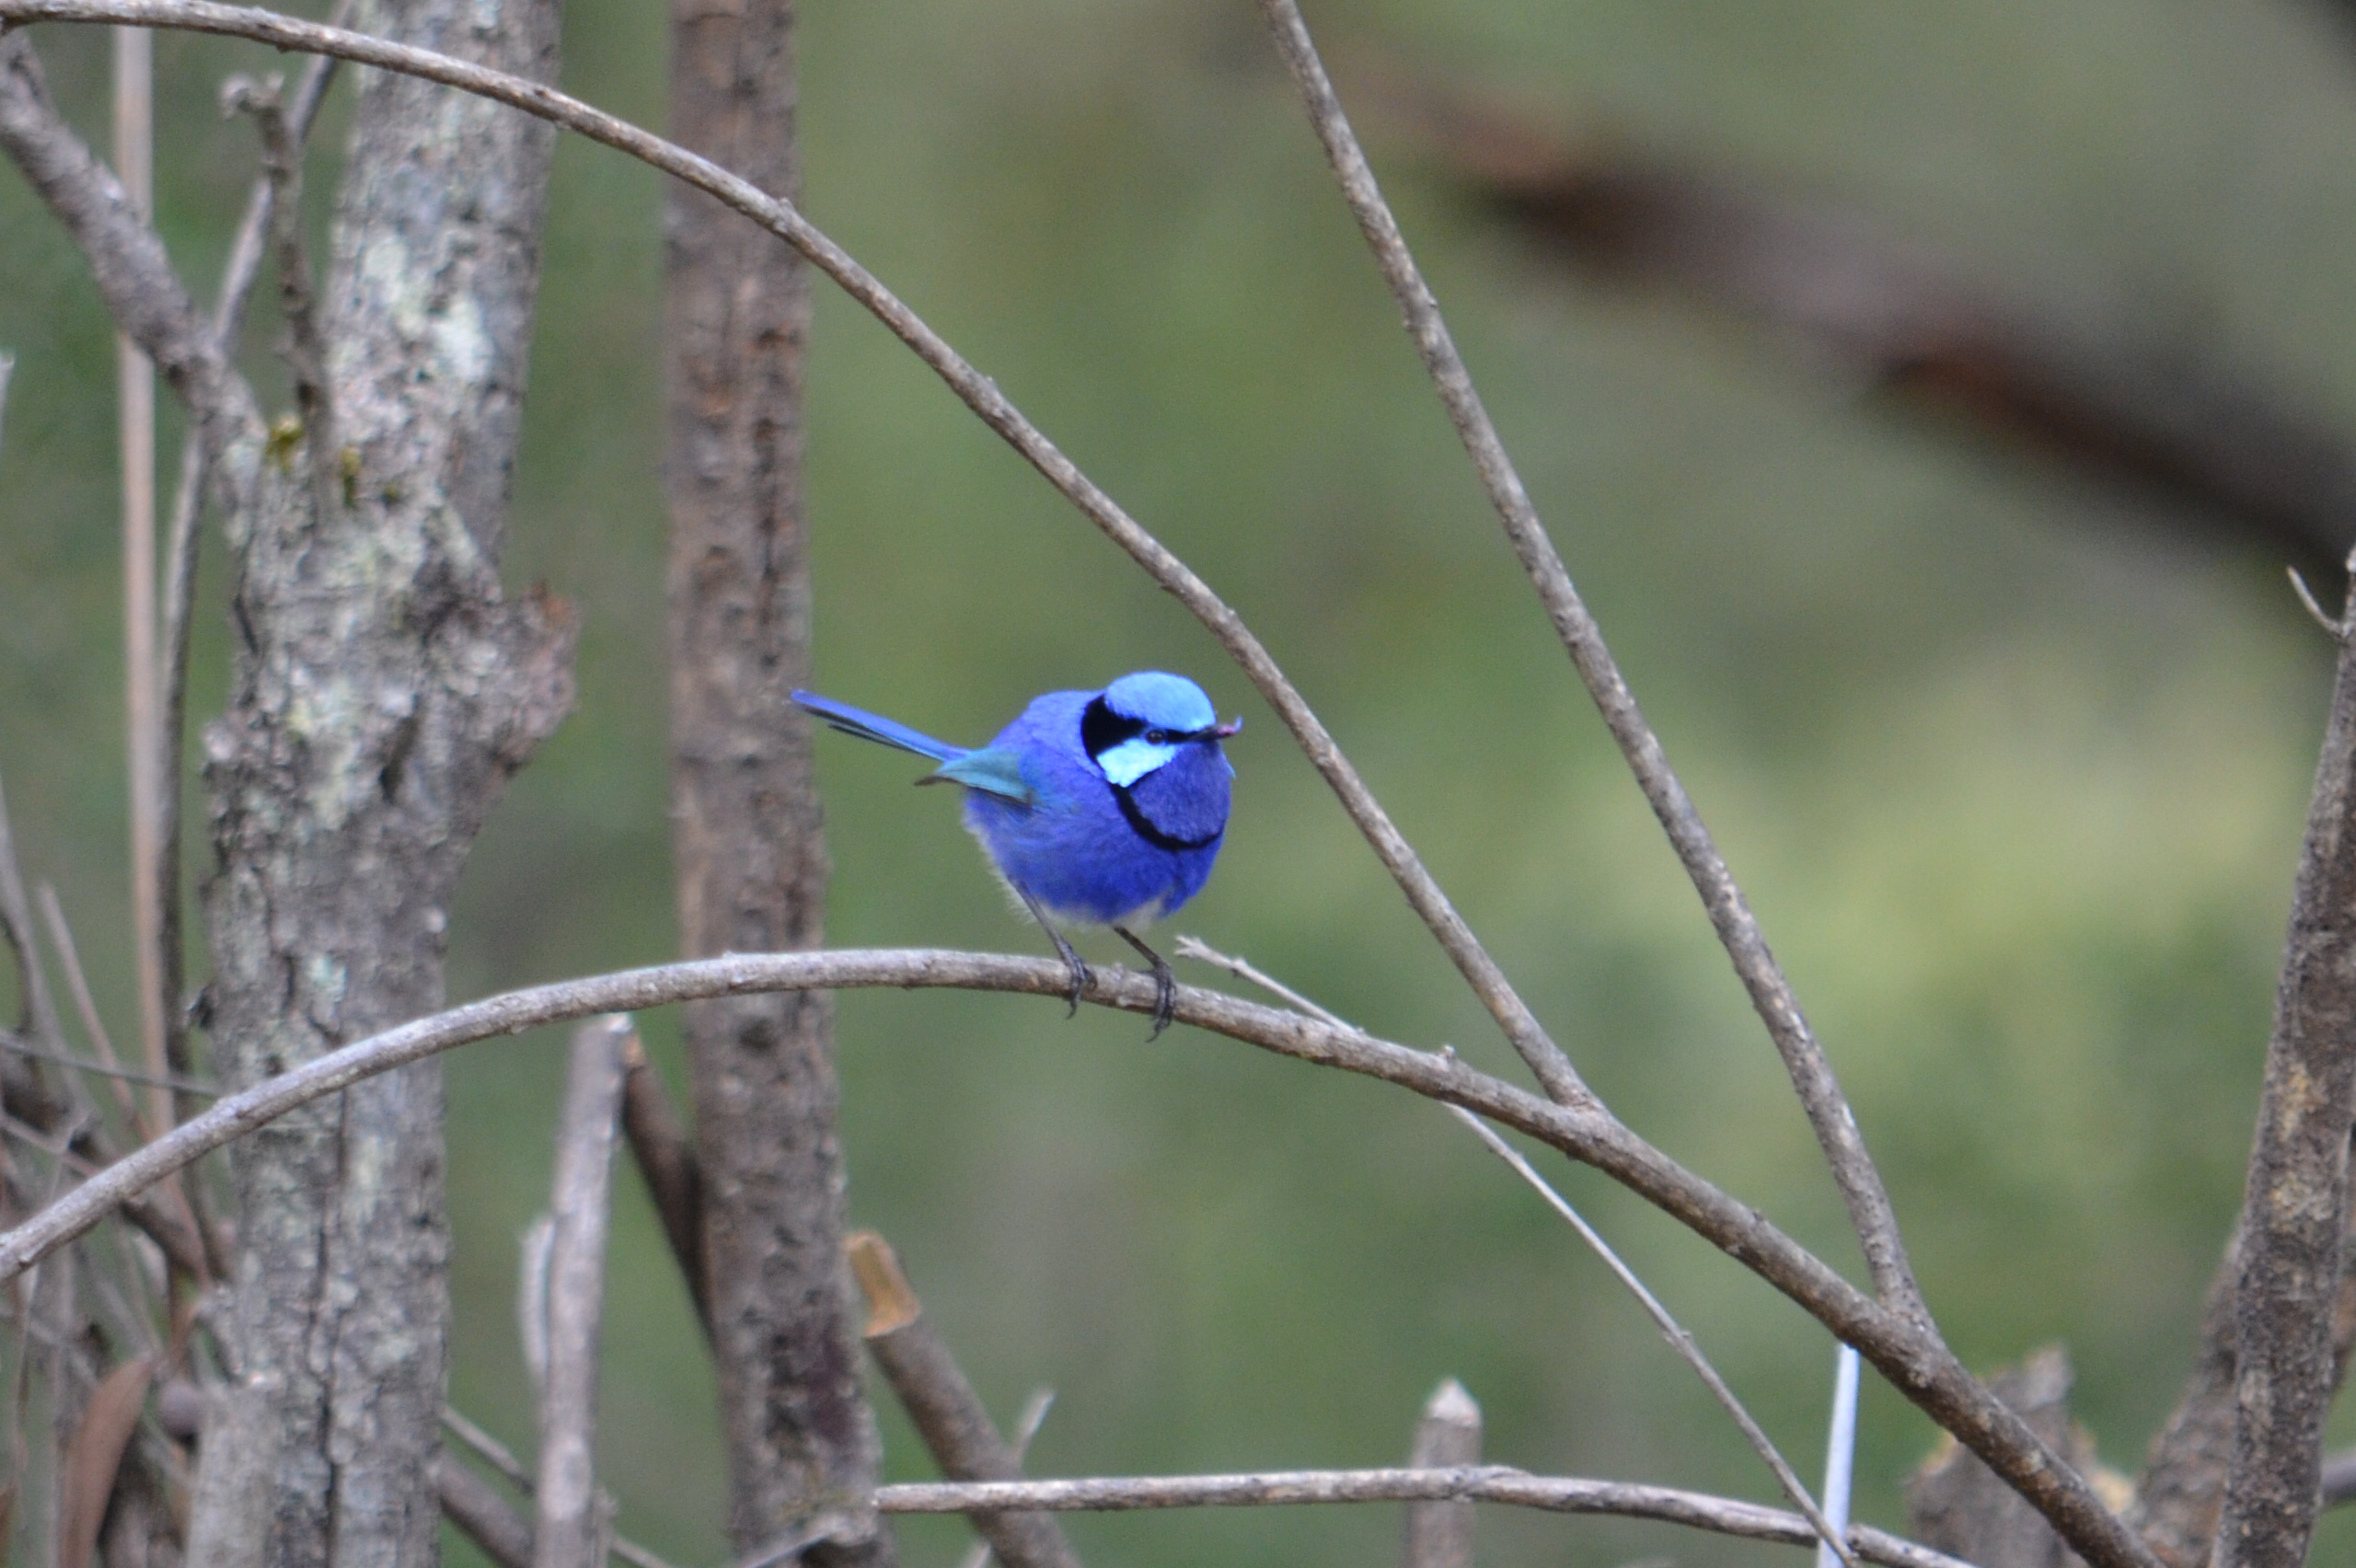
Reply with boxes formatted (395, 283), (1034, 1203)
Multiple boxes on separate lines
(1172, 936), (1352, 1029)
(536, 1016), (629, 1568)
(617, 1031), (703, 1324)
(1817, 1345), (1862, 1568)
(0, 0), (1586, 1121)
(0, 770), (71, 1066)
(1251, 0), (1919, 1323)
(518, 1214), (554, 1399)
(444, 1458), (537, 1568)
(848, 1231), (1082, 1568)
(1448, 1104), (1859, 1568)
(112, 16), (167, 1140)
(872, 1470), (1969, 1568)
(953, 1390), (1057, 1568)
(1400, 1378), (1480, 1568)
(36, 884), (148, 1137)
(0, 1032), (216, 1100)
(0, 946), (2135, 1568)
(445, 1407), (532, 1491)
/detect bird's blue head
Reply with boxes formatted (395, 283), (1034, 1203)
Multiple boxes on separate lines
(1083, 672), (1241, 788)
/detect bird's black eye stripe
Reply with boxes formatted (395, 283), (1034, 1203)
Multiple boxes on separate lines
(1146, 729), (1168, 744)
(1080, 695), (1145, 760)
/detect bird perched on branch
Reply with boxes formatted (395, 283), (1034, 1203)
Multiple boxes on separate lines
(791, 672), (1240, 1037)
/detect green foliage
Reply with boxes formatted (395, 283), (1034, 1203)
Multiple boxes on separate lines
(7, 0), (2356, 1562)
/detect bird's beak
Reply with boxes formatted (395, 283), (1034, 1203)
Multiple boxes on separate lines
(1213, 718), (1242, 739)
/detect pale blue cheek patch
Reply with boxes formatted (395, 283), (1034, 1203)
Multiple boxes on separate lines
(1094, 737), (1178, 787)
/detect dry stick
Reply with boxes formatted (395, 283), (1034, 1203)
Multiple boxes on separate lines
(0, 0), (1581, 1119)
(535, 1016), (629, 1568)
(952, 1391), (1057, 1568)
(0, 771), (72, 1072)
(0, 949), (2136, 1568)
(443, 1408), (688, 1568)
(151, 6), (347, 1115)
(617, 1032), (703, 1324)
(112, 16), (167, 1138)
(1400, 1379), (1480, 1568)
(444, 1459), (538, 1568)
(0, 1032), (214, 1098)
(847, 1231), (1083, 1568)
(1449, 1104), (1861, 1568)
(1249, 0), (1917, 1323)
(35, 885), (147, 1139)
(871, 1470), (1970, 1568)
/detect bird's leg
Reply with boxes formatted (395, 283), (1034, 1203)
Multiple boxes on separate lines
(1114, 926), (1178, 1040)
(1017, 889), (1090, 1016)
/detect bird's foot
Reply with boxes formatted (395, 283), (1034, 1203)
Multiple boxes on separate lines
(1114, 926), (1177, 1041)
(1051, 936), (1091, 1018)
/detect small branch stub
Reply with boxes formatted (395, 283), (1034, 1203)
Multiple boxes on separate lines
(1401, 1379), (1481, 1568)
(848, 1230), (1082, 1568)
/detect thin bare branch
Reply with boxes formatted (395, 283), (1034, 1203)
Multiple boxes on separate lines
(445, 1408), (532, 1493)
(953, 1392), (1057, 1568)
(1250, 0), (1918, 1320)
(1400, 1378), (1480, 1568)
(0, 771), (70, 1066)
(111, 18), (167, 1144)
(1449, 1104), (1858, 1568)
(1173, 936), (1351, 1029)
(848, 1231), (1082, 1568)
(1816, 1345), (1862, 1568)
(536, 1015), (628, 1568)
(870, 1470), (1969, 1568)
(617, 1031), (703, 1324)
(0, 946), (2137, 1568)
(0, 1032), (214, 1099)
(35, 885), (146, 1139)
(444, 1459), (537, 1568)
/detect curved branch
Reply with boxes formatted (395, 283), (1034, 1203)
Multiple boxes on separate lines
(868, 1468), (1969, 1568)
(0, 947), (2139, 1568)
(0, 0), (1581, 1112)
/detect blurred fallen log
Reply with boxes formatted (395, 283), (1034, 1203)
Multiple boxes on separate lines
(1377, 69), (2356, 581)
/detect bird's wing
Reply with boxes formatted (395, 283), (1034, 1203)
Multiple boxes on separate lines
(920, 747), (1035, 806)
(791, 690), (965, 763)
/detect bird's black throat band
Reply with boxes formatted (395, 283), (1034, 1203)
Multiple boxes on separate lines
(1110, 782), (1223, 853)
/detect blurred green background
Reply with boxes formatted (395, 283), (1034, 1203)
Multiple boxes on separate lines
(8, 0), (2356, 1562)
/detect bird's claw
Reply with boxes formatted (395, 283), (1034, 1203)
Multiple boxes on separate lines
(1115, 926), (1177, 1041)
(1061, 953), (1091, 1018)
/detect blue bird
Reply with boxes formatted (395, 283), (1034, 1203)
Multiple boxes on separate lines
(791, 672), (1240, 1037)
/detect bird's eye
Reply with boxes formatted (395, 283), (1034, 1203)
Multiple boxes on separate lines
(1146, 729), (1168, 744)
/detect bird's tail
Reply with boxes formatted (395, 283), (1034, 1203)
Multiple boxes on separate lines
(791, 690), (967, 763)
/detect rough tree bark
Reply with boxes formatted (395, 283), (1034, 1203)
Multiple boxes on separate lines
(665, 0), (891, 1558)
(2211, 573), (2356, 1568)
(185, 0), (572, 1561)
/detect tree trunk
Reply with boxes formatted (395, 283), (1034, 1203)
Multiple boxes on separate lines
(186, 0), (572, 1561)
(664, 0), (891, 1557)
